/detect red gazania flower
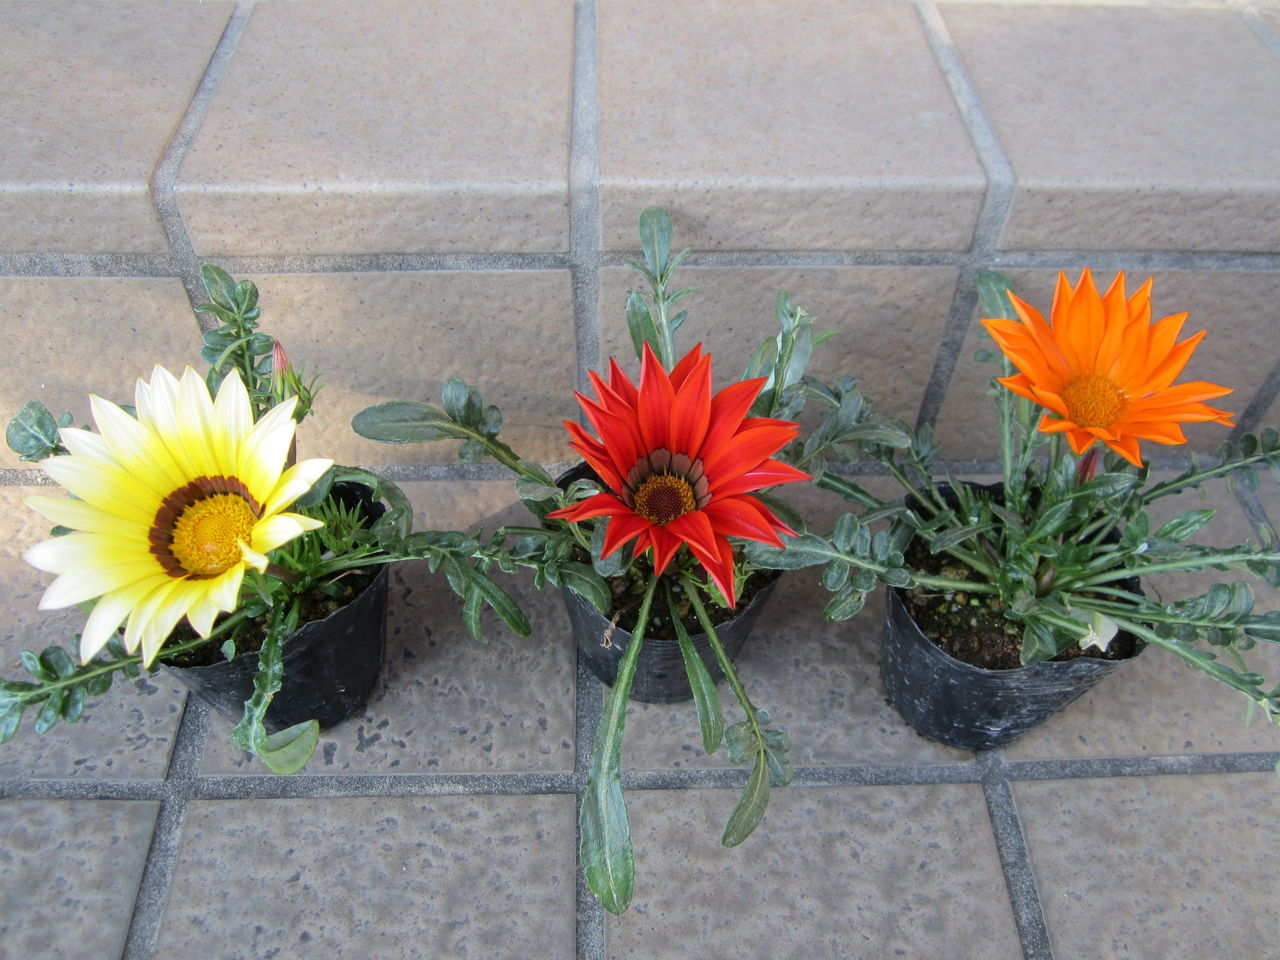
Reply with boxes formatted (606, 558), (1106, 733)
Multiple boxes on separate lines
(982, 269), (1235, 467)
(547, 343), (809, 607)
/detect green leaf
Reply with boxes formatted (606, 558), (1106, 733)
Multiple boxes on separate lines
(1155, 509), (1216, 543)
(560, 562), (611, 616)
(200, 264), (239, 311)
(742, 533), (834, 570)
(823, 585), (865, 621)
(976, 270), (1017, 320)
(639, 207), (672, 279)
(61, 685), (85, 723)
(257, 720), (320, 775)
(669, 587), (723, 754)
(721, 752), (770, 847)
(580, 576), (658, 916)
(0, 707), (19, 744)
(625, 290), (660, 364)
(441, 378), (481, 426)
(6, 401), (61, 460)
(351, 401), (464, 444)
(20, 651), (50, 682)
(39, 646), (75, 680)
(34, 689), (64, 734)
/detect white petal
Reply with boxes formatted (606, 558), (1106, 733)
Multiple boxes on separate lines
(261, 458), (334, 517)
(39, 561), (165, 610)
(24, 496), (150, 540)
(211, 370), (254, 475)
(90, 393), (188, 495)
(251, 513), (324, 554)
(236, 400), (298, 501)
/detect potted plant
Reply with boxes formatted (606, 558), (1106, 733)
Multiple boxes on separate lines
(0, 266), (527, 774)
(767, 268), (1280, 749)
(351, 209), (908, 913)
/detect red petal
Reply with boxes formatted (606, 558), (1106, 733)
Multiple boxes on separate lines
(702, 424), (799, 485)
(648, 525), (683, 575)
(564, 421), (625, 492)
(699, 378), (766, 458)
(637, 343), (675, 453)
(669, 351), (713, 456)
(602, 510), (651, 556)
(702, 496), (787, 545)
(668, 343), (705, 391)
(666, 509), (722, 564)
(607, 357), (639, 406)
(711, 459), (809, 500)
(547, 491), (631, 522)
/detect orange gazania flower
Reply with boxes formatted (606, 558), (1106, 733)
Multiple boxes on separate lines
(547, 343), (809, 607)
(981, 269), (1235, 467)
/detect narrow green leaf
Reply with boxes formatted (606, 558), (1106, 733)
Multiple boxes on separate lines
(561, 562), (612, 616)
(721, 752), (770, 847)
(257, 720), (320, 775)
(976, 270), (1017, 320)
(669, 587), (724, 754)
(1155, 509), (1216, 544)
(580, 576), (658, 916)
(351, 401), (466, 444)
(639, 207), (672, 278)
(625, 290), (660, 364)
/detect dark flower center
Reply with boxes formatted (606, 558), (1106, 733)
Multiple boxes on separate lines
(633, 474), (696, 526)
(623, 448), (711, 526)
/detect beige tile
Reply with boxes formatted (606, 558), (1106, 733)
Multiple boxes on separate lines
(0, 487), (188, 779)
(177, 0), (573, 255)
(945, 4), (1280, 251)
(598, 0), (985, 251)
(1015, 775), (1280, 959)
(933, 269), (1280, 460)
(0, 277), (207, 466)
(245, 271), (578, 468)
(0, 1), (232, 253)
(610, 785), (1020, 958)
(598, 266), (957, 428)
(158, 795), (575, 960)
(0, 800), (160, 958)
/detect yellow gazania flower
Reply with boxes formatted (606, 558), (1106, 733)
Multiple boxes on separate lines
(982, 269), (1235, 467)
(23, 366), (333, 667)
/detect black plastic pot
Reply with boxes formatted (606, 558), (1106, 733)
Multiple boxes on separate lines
(565, 577), (777, 704)
(881, 483), (1144, 750)
(164, 563), (388, 732)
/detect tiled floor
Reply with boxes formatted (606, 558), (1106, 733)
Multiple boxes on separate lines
(2, 1), (1279, 959)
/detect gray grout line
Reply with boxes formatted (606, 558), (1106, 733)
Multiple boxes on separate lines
(912, 1), (1017, 430)
(119, 695), (207, 960)
(569, 0), (602, 398)
(1240, 2), (1280, 59)
(981, 767), (1054, 960)
(7, 750), (1277, 803)
(567, 8), (607, 953)
(1230, 354), (1280, 442)
(5, 249), (1279, 282)
(120, 798), (188, 960)
(1234, 485), (1275, 544)
(149, 2), (254, 311)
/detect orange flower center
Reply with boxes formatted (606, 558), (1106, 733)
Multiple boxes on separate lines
(632, 474), (697, 526)
(1062, 376), (1125, 429)
(168, 493), (257, 577)
(149, 476), (262, 579)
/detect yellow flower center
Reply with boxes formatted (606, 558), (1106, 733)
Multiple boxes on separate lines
(167, 493), (257, 577)
(633, 474), (697, 526)
(1062, 376), (1125, 429)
